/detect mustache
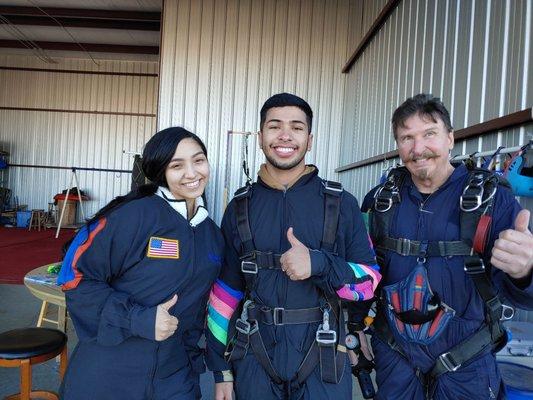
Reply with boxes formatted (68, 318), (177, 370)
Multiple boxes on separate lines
(409, 151), (438, 161)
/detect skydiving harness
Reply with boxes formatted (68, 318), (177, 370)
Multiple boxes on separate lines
(370, 165), (514, 395)
(225, 180), (347, 395)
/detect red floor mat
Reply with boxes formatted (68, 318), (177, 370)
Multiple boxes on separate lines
(0, 227), (75, 284)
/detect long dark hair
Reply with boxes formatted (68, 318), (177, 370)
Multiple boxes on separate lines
(87, 126), (207, 226)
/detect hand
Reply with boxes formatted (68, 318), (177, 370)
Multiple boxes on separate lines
(491, 209), (533, 280)
(215, 382), (234, 400)
(358, 330), (374, 360)
(155, 294), (179, 341)
(280, 227), (311, 280)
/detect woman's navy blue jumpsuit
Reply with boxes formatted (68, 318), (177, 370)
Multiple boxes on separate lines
(58, 191), (224, 400)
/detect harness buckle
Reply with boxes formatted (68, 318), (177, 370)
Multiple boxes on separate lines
(322, 180), (343, 193)
(464, 257), (485, 274)
(273, 307), (284, 325)
(241, 260), (258, 274)
(235, 318), (258, 335)
(396, 238), (412, 256)
(438, 351), (461, 372)
(374, 180), (400, 213)
(316, 308), (337, 345)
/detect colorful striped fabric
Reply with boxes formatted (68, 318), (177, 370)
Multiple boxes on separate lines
(207, 279), (243, 345)
(336, 262), (382, 301)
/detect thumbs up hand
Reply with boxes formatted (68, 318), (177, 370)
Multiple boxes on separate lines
(280, 227), (311, 281)
(491, 209), (533, 280)
(155, 294), (179, 341)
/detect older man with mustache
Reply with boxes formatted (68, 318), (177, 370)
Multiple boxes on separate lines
(351, 94), (533, 399)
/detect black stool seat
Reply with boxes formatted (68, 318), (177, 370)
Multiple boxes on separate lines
(0, 328), (67, 359)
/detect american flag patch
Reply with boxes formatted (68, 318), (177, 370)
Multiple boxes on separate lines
(147, 237), (179, 259)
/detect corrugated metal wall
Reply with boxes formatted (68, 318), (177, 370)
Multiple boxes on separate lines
(158, 0), (360, 222)
(0, 54), (159, 220)
(338, 0), (532, 320)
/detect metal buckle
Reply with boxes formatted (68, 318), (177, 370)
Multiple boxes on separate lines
(322, 180), (343, 193)
(235, 318), (258, 335)
(316, 308), (337, 345)
(460, 174), (485, 212)
(396, 238), (411, 256)
(501, 304), (515, 321)
(241, 260), (258, 274)
(464, 258), (485, 274)
(438, 352), (461, 372)
(273, 307), (284, 325)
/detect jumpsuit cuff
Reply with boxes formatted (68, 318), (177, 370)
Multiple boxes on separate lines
(213, 370), (234, 383)
(130, 304), (157, 340)
(502, 273), (533, 309)
(310, 249), (327, 277)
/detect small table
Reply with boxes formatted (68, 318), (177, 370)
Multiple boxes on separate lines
(23, 264), (67, 332)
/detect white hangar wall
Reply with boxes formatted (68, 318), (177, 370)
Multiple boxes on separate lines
(0, 54), (159, 220)
(338, 0), (532, 319)
(158, 0), (369, 222)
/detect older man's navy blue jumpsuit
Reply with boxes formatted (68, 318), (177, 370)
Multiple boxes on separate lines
(358, 164), (533, 399)
(206, 166), (381, 399)
(58, 189), (224, 400)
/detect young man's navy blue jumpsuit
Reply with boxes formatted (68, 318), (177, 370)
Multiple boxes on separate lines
(359, 164), (533, 399)
(58, 189), (224, 400)
(206, 166), (381, 399)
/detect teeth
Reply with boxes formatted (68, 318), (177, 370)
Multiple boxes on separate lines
(276, 147), (295, 153)
(184, 180), (200, 188)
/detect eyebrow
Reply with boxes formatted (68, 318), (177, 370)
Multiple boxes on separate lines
(169, 151), (205, 162)
(266, 118), (307, 125)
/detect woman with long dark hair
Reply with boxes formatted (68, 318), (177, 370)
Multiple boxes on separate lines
(58, 127), (223, 400)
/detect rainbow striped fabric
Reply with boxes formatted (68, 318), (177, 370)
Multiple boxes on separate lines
(207, 279), (244, 345)
(336, 262), (381, 301)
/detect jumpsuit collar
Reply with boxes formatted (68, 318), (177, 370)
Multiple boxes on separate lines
(156, 186), (208, 227)
(257, 164), (317, 191)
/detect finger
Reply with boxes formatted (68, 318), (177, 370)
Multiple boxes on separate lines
(160, 294), (178, 311)
(287, 227), (303, 248)
(514, 209), (531, 233)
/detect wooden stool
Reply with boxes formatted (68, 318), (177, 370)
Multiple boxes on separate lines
(37, 301), (68, 333)
(0, 328), (68, 400)
(28, 210), (45, 232)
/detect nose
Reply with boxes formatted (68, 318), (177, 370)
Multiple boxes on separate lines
(412, 137), (426, 155)
(184, 162), (196, 178)
(278, 125), (292, 141)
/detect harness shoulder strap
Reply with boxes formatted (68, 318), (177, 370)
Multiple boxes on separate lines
(234, 184), (255, 256)
(321, 180), (343, 253)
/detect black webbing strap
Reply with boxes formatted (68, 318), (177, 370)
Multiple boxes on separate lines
(377, 237), (472, 257)
(234, 185), (255, 255)
(248, 306), (323, 326)
(321, 180), (343, 253)
(249, 329), (283, 385)
(429, 323), (500, 379)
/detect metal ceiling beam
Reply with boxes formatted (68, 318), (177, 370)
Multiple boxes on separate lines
(0, 15), (160, 31)
(0, 39), (159, 54)
(0, 6), (160, 21)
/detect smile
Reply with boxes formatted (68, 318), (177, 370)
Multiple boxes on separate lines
(272, 146), (297, 157)
(183, 180), (201, 188)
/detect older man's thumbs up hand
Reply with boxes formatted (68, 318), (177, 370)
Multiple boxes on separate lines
(491, 209), (533, 280)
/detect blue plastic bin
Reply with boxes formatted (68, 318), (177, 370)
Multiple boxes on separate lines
(16, 211), (31, 227)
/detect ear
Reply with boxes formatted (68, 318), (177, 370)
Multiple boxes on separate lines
(258, 131), (263, 149)
(447, 130), (454, 150)
(307, 134), (313, 152)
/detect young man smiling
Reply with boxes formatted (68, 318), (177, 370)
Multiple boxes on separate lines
(206, 93), (381, 399)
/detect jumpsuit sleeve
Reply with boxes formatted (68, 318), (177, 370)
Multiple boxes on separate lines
(309, 193), (382, 303)
(205, 204), (245, 383)
(57, 217), (158, 346)
(486, 188), (533, 310)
